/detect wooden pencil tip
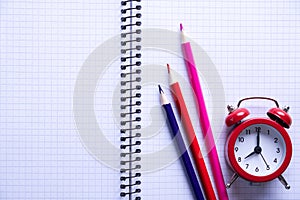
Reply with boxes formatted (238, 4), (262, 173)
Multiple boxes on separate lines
(158, 85), (163, 93)
(180, 23), (183, 31)
(167, 64), (170, 74)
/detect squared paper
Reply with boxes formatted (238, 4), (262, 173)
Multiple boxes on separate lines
(1, 0), (300, 199)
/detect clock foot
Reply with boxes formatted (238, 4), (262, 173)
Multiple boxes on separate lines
(226, 173), (239, 188)
(278, 175), (290, 189)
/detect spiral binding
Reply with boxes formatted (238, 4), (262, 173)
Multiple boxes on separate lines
(120, 0), (142, 199)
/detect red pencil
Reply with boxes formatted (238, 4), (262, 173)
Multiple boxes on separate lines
(167, 64), (217, 200)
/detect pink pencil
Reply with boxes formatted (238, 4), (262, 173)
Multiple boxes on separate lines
(180, 24), (229, 200)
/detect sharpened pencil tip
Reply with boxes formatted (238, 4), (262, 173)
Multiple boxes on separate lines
(158, 85), (164, 94)
(180, 23), (183, 31)
(167, 64), (170, 74)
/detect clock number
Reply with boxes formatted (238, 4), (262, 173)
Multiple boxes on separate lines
(245, 164), (249, 169)
(246, 129), (250, 135)
(255, 127), (261, 133)
(276, 148), (280, 153)
(235, 147), (239, 152)
(274, 138), (278, 143)
(238, 157), (241, 162)
(274, 158), (278, 163)
(255, 167), (259, 172)
(238, 137), (244, 143)
(267, 130), (270, 135)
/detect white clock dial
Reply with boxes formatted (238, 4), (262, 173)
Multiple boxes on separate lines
(234, 124), (286, 176)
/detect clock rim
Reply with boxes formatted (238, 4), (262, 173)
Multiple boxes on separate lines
(227, 118), (292, 182)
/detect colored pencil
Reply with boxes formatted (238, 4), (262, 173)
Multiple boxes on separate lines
(158, 85), (204, 200)
(180, 24), (229, 200)
(167, 64), (216, 200)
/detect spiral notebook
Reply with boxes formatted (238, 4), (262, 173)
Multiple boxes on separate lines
(1, 0), (300, 199)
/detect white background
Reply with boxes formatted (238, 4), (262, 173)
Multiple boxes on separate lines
(1, 0), (299, 199)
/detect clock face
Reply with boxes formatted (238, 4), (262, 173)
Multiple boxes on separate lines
(227, 118), (292, 182)
(234, 124), (285, 176)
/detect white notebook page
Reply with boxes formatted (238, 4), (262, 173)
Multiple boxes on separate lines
(1, 0), (300, 199)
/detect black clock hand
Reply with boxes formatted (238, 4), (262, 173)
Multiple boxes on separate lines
(244, 146), (262, 159)
(257, 130), (260, 147)
(260, 153), (270, 170)
(244, 127), (262, 160)
(244, 151), (256, 159)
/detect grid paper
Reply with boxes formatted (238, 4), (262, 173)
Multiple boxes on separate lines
(1, 0), (300, 199)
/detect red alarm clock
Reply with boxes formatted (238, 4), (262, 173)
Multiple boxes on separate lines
(225, 97), (292, 189)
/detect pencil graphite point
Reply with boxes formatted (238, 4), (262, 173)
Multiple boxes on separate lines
(180, 23), (183, 31)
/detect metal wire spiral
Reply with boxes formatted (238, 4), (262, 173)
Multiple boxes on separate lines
(120, 0), (142, 199)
